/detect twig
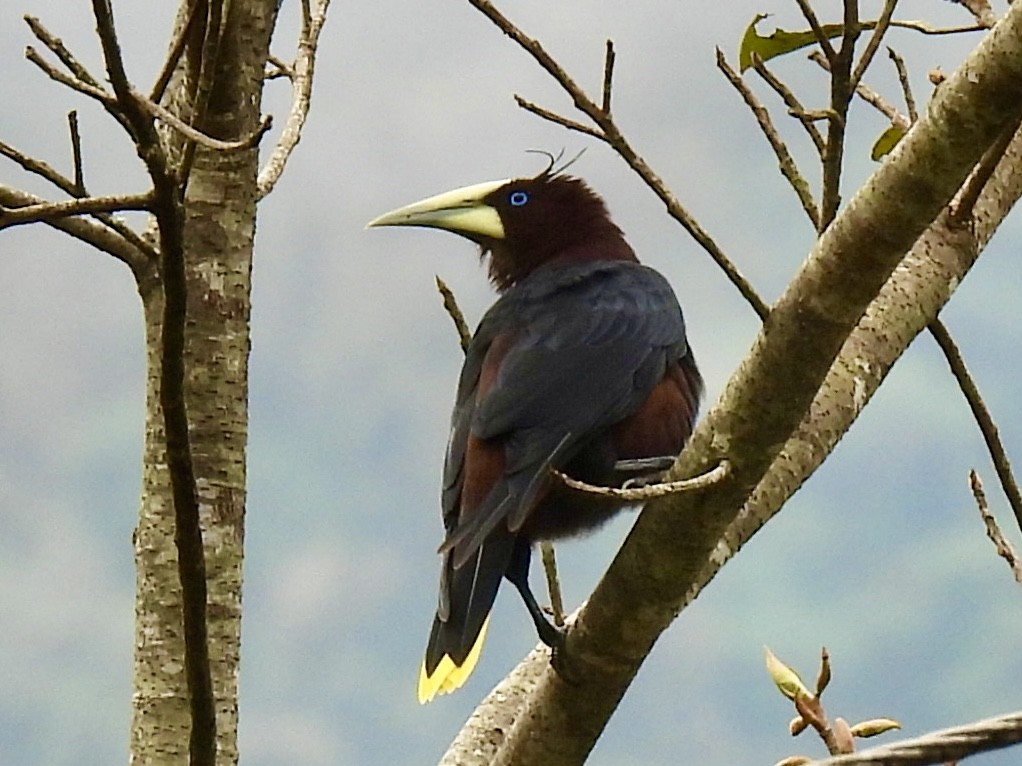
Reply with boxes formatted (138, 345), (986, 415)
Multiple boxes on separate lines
(0, 138), (157, 261)
(539, 542), (565, 627)
(794, 0), (838, 64)
(25, 46), (118, 107)
(951, 108), (1022, 225)
(133, 88), (273, 151)
(150, 0), (204, 103)
(601, 40), (615, 115)
(258, 0), (332, 198)
(751, 55), (825, 155)
(434, 276), (472, 353)
(809, 710), (1022, 765)
(551, 460), (731, 501)
(0, 183), (150, 273)
(818, 0), (861, 232)
(888, 48), (917, 123)
(718, 49), (820, 230)
(850, 0), (899, 92)
(513, 96), (604, 139)
(888, 20), (985, 36)
(23, 15), (102, 88)
(929, 320), (1022, 535)
(969, 472), (1022, 585)
(67, 112), (85, 195)
(466, 0), (769, 320)
(0, 192), (153, 229)
(809, 51), (910, 130)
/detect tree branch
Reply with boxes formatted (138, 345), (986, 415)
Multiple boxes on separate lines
(0, 183), (150, 273)
(718, 49), (820, 229)
(257, 0), (331, 198)
(930, 321), (1022, 534)
(0, 192), (153, 229)
(447, 5), (1022, 763)
(465, 0), (768, 320)
(809, 710), (1022, 766)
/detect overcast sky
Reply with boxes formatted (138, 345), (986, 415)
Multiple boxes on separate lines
(1, 1), (1020, 764)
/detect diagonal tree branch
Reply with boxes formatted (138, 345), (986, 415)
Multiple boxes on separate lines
(446, 5), (1022, 764)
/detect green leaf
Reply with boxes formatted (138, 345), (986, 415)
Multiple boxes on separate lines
(739, 14), (848, 72)
(871, 124), (907, 161)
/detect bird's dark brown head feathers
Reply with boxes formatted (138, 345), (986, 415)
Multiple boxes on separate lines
(478, 174), (633, 290)
(367, 166), (636, 292)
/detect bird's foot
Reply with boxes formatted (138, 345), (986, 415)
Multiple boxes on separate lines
(539, 623), (583, 686)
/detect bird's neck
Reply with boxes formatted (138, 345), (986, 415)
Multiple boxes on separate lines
(488, 229), (637, 291)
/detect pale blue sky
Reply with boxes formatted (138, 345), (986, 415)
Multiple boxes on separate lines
(1, 1), (1020, 764)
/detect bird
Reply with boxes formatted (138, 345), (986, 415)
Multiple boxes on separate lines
(367, 160), (702, 703)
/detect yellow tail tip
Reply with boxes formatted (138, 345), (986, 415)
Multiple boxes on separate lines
(417, 617), (490, 704)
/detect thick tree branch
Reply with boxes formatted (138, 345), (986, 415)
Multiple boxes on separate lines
(447, 5), (1022, 763)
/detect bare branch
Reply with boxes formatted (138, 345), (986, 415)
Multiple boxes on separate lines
(466, 0), (768, 320)
(810, 50), (911, 129)
(794, 0), (838, 64)
(810, 710), (1022, 766)
(513, 95), (604, 139)
(969, 472), (1022, 584)
(25, 46), (118, 107)
(67, 112), (85, 194)
(718, 49), (820, 229)
(0, 183), (149, 272)
(539, 542), (565, 627)
(850, 0), (899, 91)
(601, 39), (615, 115)
(133, 87), (273, 151)
(23, 15), (102, 88)
(257, 0), (332, 198)
(818, 0), (861, 232)
(930, 320), (1022, 534)
(887, 48), (917, 122)
(751, 55), (825, 155)
(0, 137), (157, 260)
(0, 192), (153, 229)
(434, 276), (472, 354)
(551, 460), (731, 501)
(889, 19), (985, 35)
(150, 0), (203, 104)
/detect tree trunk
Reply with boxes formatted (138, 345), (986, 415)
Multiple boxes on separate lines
(130, 2), (278, 762)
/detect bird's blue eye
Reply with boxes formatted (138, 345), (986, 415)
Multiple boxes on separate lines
(509, 190), (529, 207)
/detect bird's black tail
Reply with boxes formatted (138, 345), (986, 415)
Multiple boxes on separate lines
(418, 526), (515, 703)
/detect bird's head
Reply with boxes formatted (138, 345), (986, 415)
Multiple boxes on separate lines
(367, 165), (632, 291)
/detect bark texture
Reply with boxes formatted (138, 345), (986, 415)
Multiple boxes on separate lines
(131, 2), (278, 763)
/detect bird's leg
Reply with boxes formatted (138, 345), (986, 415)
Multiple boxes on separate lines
(505, 539), (583, 684)
(505, 538), (565, 651)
